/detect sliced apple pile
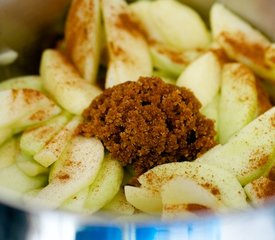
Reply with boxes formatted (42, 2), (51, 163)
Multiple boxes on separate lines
(0, 0), (274, 218)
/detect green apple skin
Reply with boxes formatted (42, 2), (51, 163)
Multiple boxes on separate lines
(102, 0), (152, 88)
(150, 0), (211, 50)
(16, 151), (48, 177)
(0, 138), (19, 170)
(124, 186), (162, 214)
(138, 162), (248, 209)
(198, 107), (275, 185)
(0, 76), (42, 91)
(0, 164), (47, 194)
(65, 0), (101, 84)
(84, 155), (124, 213)
(40, 49), (102, 115)
(34, 116), (82, 168)
(20, 113), (71, 156)
(33, 136), (104, 209)
(218, 63), (258, 144)
(103, 188), (135, 216)
(211, 3), (275, 84)
(176, 51), (221, 108)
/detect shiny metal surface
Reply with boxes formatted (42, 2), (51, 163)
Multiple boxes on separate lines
(0, 0), (275, 239)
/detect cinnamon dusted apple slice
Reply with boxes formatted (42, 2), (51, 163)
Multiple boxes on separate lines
(198, 107), (275, 185)
(218, 63), (258, 144)
(0, 75), (42, 91)
(65, 0), (101, 83)
(33, 136), (104, 208)
(210, 3), (275, 84)
(40, 49), (102, 115)
(102, 0), (152, 88)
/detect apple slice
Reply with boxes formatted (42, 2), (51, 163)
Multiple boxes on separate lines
(33, 136), (104, 208)
(61, 187), (89, 212)
(16, 151), (48, 177)
(103, 189), (135, 216)
(161, 176), (226, 219)
(65, 0), (101, 83)
(40, 49), (102, 115)
(129, 0), (164, 42)
(0, 76), (42, 91)
(176, 51), (221, 108)
(198, 107), (275, 185)
(150, 0), (211, 50)
(218, 63), (258, 144)
(0, 89), (60, 129)
(150, 42), (203, 76)
(0, 138), (19, 170)
(138, 162), (247, 209)
(84, 154), (124, 213)
(20, 113), (71, 155)
(0, 164), (47, 194)
(34, 116), (81, 168)
(124, 186), (162, 214)
(265, 44), (275, 68)
(102, 0), (152, 88)
(210, 3), (275, 84)
(0, 128), (13, 146)
(244, 176), (275, 206)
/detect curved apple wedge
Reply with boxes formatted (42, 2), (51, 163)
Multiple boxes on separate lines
(102, 0), (152, 88)
(84, 155), (124, 213)
(198, 107), (275, 185)
(0, 89), (61, 129)
(176, 51), (221, 108)
(65, 0), (101, 83)
(33, 136), (104, 208)
(161, 176), (226, 219)
(210, 3), (275, 84)
(124, 186), (162, 214)
(40, 49), (102, 115)
(150, 0), (211, 50)
(218, 63), (258, 144)
(0, 76), (42, 91)
(138, 162), (247, 209)
(0, 138), (19, 170)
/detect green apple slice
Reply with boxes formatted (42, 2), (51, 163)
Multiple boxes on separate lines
(176, 51), (221, 108)
(84, 155), (124, 213)
(16, 151), (48, 177)
(34, 136), (104, 208)
(20, 113), (71, 155)
(65, 0), (101, 83)
(210, 3), (275, 84)
(34, 116), (82, 167)
(0, 138), (19, 170)
(150, 42), (203, 76)
(40, 49), (102, 115)
(124, 186), (162, 214)
(150, 0), (211, 50)
(61, 187), (89, 212)
(129, 0), (164, 42)
(219, 63), (258, 144)
(138, 162), (247, 209)
(102, 0), (152, 88)
(103, 189), (135, 216)
(0, 89), (61, 129)
(0, 76), (42, 91)
(0, 164), (47, 194)
(244, 176), (275, 206)
(161, 176), (226, 219)
(198, 107), (275, 185)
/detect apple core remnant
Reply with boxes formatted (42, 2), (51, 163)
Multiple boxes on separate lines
(78, 77), (216, 175)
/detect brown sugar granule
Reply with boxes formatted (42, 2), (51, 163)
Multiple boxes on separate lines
(79, 77), (216, 175)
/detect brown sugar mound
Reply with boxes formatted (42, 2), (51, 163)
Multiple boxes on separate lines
(79, 77), (217, 175)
